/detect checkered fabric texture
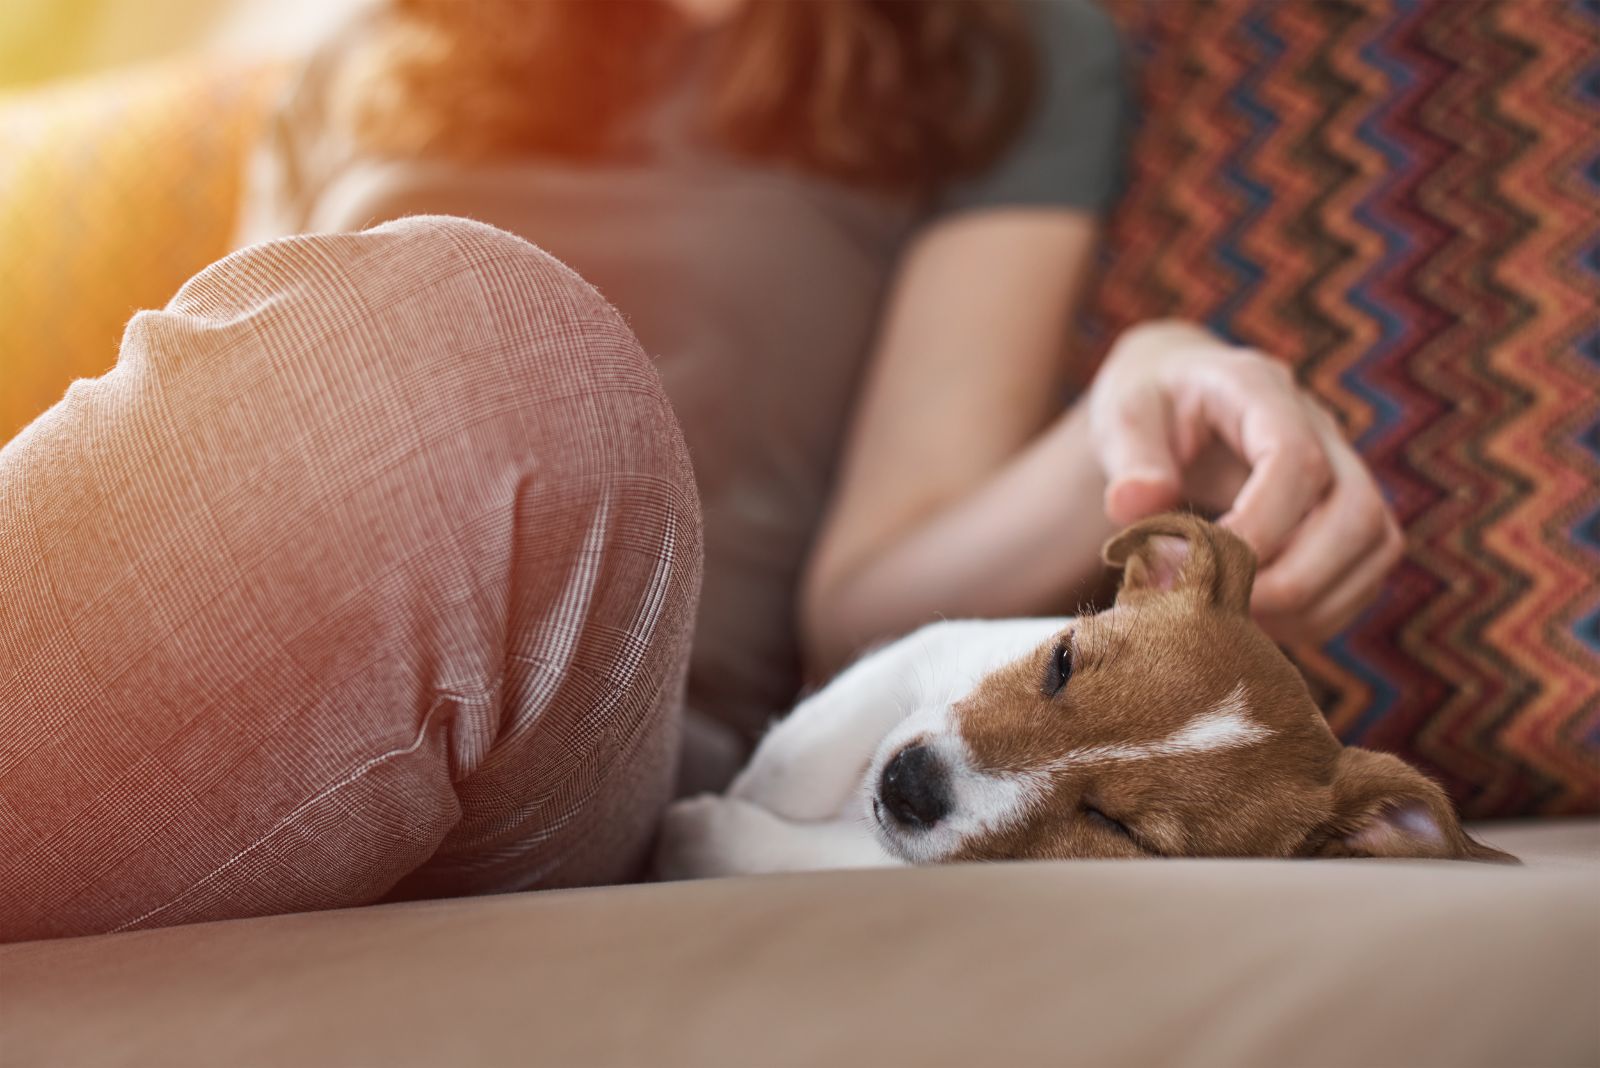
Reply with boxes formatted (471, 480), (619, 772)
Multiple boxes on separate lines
(1087, 0), (1599, 815)
(0, 217), (702, 941)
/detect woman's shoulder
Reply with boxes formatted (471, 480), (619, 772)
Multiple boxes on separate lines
(936, 0), (1131, 218)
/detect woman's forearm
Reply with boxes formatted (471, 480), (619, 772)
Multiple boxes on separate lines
(800, 398), (1117, 677)
(795, 207), (1107, 680)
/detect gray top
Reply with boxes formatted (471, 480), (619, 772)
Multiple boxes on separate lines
(238, 0), (1128, 741)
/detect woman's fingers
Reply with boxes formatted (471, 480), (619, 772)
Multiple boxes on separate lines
(1252, 482), (1391, 629)
(1091, 327), (1406, 642)
(1251, 403), (1403, 639)
(1202, 363), (1335, 564)
(1259, 516), (1402, 641)
(1091, 381), (1184, 524)
(1305, 517), (1404, 637)
(1179, 435), (1250, 516)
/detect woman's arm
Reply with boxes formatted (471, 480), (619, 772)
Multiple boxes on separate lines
(800, 208), (1115, 675)
(801, 210), (1402, 679)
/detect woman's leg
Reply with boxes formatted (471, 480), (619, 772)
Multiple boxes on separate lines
(0, 216), (701, 942)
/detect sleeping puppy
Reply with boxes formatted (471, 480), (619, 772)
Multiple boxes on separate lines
(656, 513), (1514, 877)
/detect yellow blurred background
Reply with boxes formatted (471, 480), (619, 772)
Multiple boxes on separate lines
(0, 0), (371, 438)
(0, 0), (356, 90)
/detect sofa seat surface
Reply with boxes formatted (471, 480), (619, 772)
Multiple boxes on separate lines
(2, 819), (1595, 1068)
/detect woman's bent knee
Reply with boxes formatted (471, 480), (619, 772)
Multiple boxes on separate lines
(0, 218), (700, 939)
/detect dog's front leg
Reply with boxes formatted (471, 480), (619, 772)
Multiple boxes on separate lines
(654, 794), (896, 880)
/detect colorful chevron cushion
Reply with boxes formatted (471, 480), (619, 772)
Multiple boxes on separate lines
(1087, 0), (1599, 816)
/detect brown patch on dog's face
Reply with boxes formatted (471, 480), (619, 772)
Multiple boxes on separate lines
(950, 605), (1338, 860)
(937, 514), (1514, 864)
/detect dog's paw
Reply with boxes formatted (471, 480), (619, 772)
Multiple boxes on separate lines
(728, 727), (863, 822)
(653, 794), (763, 881)
(726, 747), (810, 817)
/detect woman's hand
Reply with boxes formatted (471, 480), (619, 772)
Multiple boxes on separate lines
(1088, 321), (1403, 642)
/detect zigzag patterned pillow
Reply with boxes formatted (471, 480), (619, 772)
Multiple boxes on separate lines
(1085, 0), (1599, 816)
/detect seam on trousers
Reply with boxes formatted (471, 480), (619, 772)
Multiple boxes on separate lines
(107, 697), (452, 934)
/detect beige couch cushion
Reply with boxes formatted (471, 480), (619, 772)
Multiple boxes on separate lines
(3, 820), (1596, 1067)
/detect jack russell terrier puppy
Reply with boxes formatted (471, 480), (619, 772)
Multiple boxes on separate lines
(656, 513), (1514, 878)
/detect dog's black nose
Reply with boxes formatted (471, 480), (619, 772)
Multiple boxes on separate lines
(879, 744), (951, 829)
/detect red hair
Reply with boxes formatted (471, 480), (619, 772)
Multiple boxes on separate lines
(329, 0), (1035, 192)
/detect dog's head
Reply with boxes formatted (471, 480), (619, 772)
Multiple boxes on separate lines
(867, 513), (1515, 865)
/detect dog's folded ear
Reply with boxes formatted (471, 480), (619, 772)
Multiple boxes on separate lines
(1101, 512), (1257, 613)
(1306, 747), (1518, 863)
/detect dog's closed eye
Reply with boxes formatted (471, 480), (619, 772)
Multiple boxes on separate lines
(1083, 803), (1164, 855)
(1083, 804), (1131, 838)
(1042, 639), (1073, 697)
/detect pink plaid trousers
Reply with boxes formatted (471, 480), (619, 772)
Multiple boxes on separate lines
(0, 217), (702, 942)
